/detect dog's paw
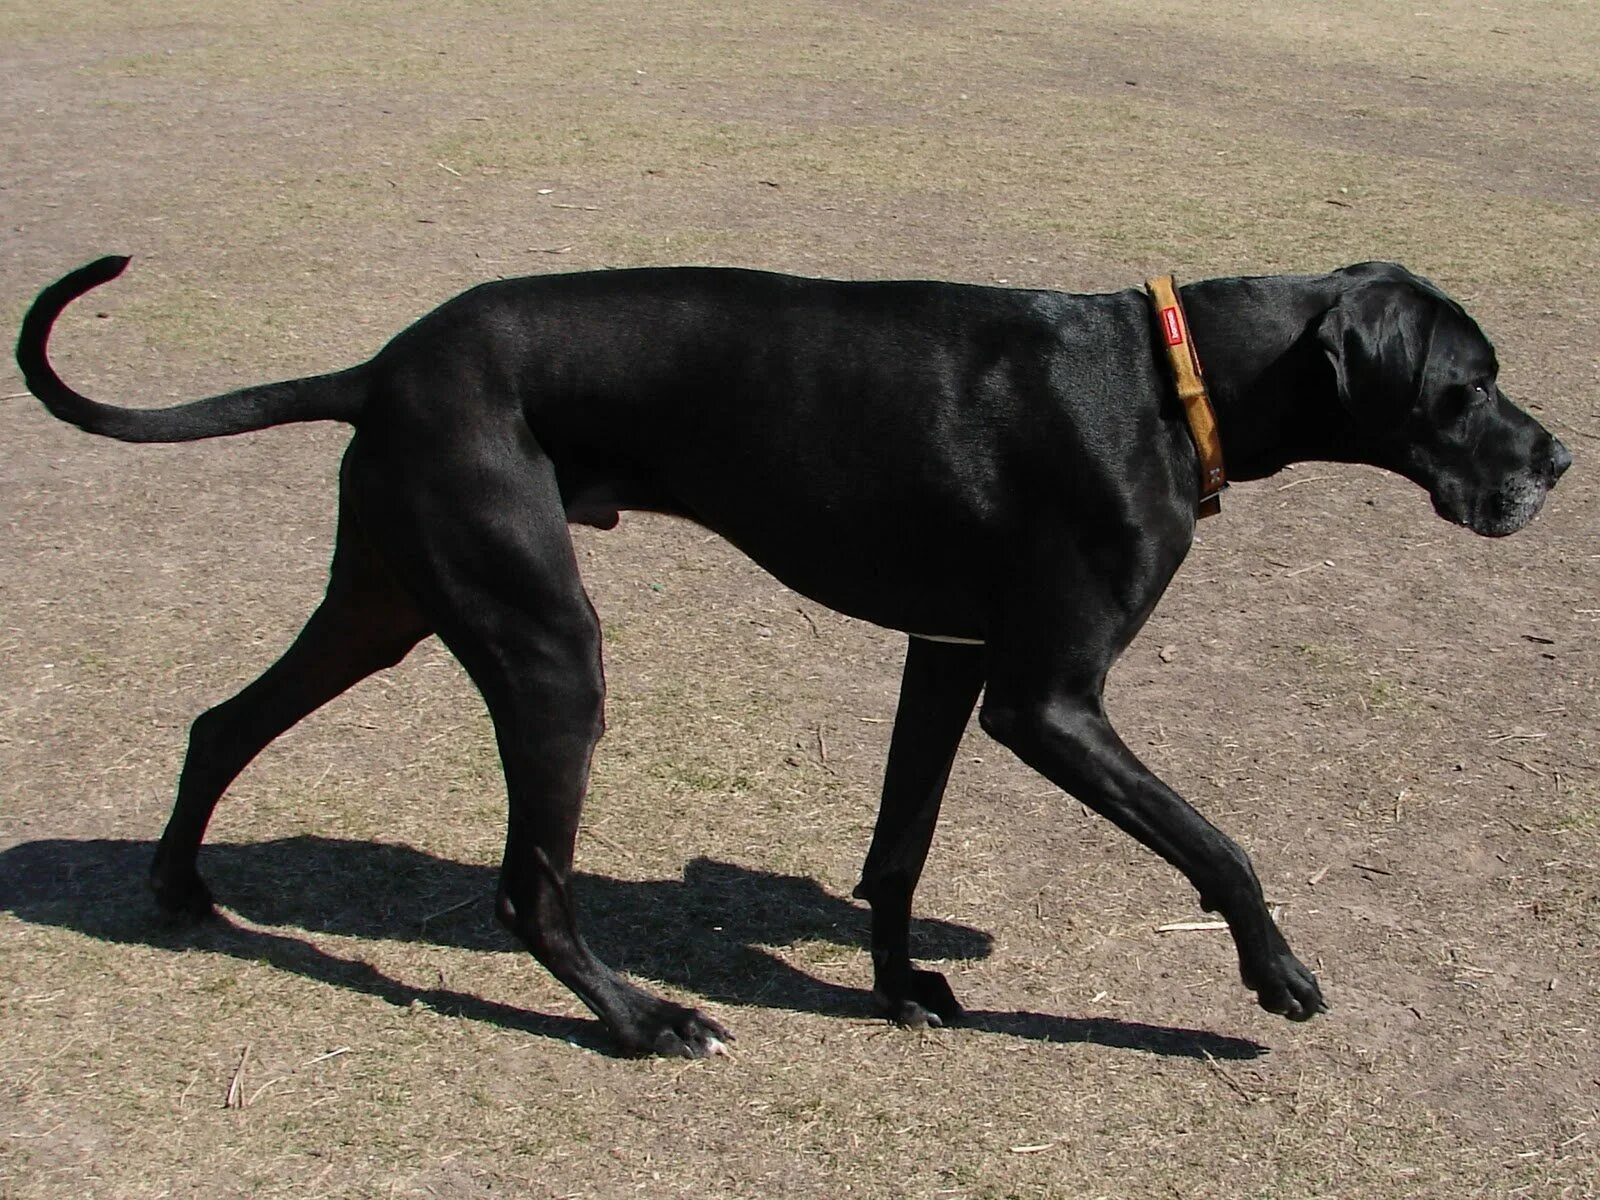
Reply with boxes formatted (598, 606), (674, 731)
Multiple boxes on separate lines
(874, 968), (964, 1030)
(149, 868), (217, 922)
(627, 1003), (736, 1059)
(1242, 951), (1327, 1022)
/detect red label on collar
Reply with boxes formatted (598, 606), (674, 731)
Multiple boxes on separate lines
(1160, 306), (1184, 346)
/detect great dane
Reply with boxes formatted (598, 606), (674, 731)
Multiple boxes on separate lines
(18, 256), (1569, 1057)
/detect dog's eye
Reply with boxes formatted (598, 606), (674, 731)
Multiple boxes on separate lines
(1442, 383), (1490, 424)
(1454, 383), (1492, 414)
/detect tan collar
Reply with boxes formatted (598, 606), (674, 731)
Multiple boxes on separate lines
(1146, 276), (1226, 518)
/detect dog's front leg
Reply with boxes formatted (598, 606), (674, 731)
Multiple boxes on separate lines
(979, 689), (1326, 1021)
(853, 636), (986, 1027)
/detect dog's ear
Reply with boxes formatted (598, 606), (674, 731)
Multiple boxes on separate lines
(1314, 278), (1438, 431)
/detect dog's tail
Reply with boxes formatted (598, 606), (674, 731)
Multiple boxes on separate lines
(17, 256), (367, 442)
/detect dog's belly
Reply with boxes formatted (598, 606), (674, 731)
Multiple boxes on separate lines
(701, 520), (990, 642)
(555, 459), (991, 641)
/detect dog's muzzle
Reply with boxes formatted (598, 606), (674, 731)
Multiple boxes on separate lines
(1442, 436), (1571, 537)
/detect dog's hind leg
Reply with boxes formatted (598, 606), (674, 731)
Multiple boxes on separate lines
(351, 423), (732, 1058)
(853, 637), (985, 1028)
(150, 447), (431, 918)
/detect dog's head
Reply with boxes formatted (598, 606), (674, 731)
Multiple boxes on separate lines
(1316, 263), (1570, 536)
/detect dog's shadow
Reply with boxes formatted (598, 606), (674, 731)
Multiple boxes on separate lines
(0, 836), (1264, 1061)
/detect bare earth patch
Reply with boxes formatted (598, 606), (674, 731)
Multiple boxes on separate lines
(2, 1), (1596, 1196)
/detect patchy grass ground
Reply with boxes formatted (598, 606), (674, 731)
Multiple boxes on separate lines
(2, 1), (1597, 1196)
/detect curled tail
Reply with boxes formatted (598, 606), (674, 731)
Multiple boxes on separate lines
(16, 256), (367, 442)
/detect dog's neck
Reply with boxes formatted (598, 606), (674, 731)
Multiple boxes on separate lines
(1181, 274), (1365, 483)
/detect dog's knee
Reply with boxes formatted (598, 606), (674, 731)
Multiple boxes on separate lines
(190, 702), (228, 746)
(182, 703), (243, 776)
(978, 694), (1102, 781)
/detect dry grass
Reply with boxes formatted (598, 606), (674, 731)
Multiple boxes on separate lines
(3, 1), (1598, 1197)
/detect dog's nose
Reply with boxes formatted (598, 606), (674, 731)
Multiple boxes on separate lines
(1551, 438), (1573, 480)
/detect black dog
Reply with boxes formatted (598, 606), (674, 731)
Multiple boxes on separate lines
(18, 257), (1569, 1057)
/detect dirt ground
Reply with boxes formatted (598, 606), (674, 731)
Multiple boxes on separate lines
(2, 1), (1597, 1196)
